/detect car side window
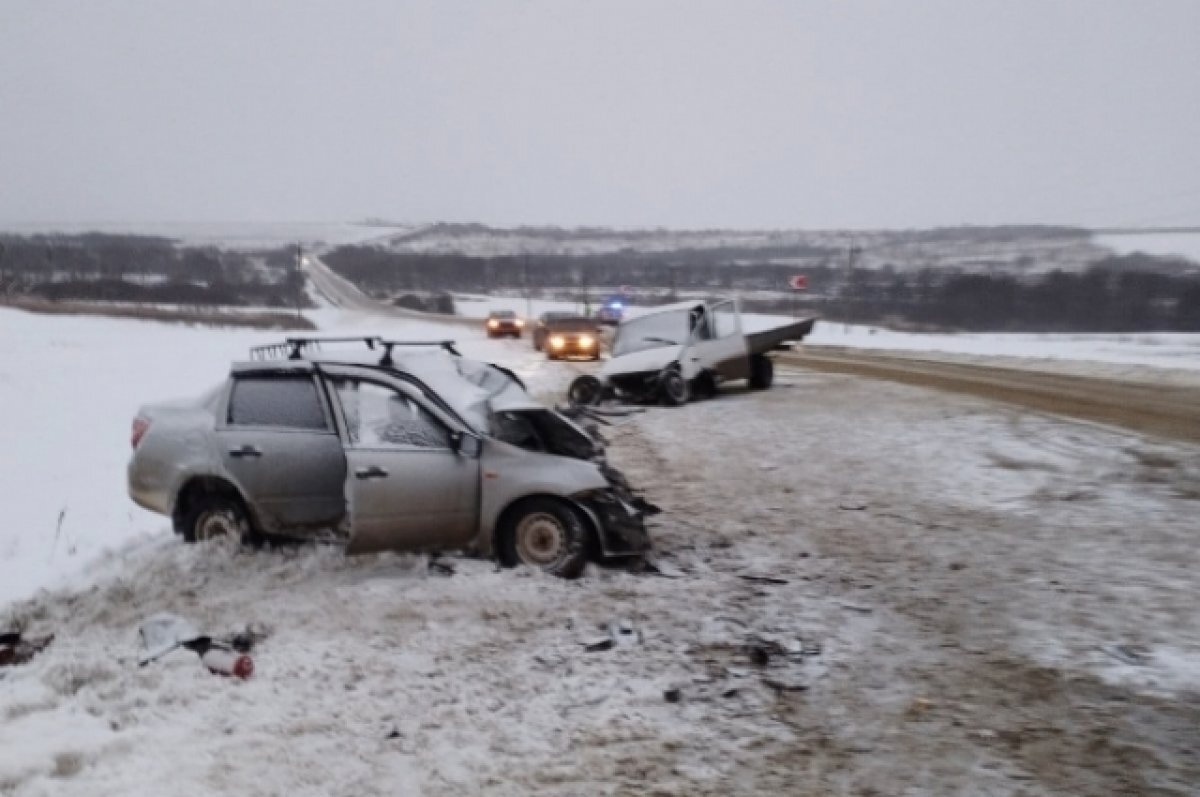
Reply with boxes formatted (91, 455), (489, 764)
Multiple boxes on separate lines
(710, 302), (738, 339)
(332, 379), (451, 449)
(227, 375), (328, 430)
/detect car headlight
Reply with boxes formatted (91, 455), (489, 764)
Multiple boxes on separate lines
(515, 318), (525, 327)
(578, 335), (595, 348)
(487, 319), (499, 329)
(550, 335), (566, 349)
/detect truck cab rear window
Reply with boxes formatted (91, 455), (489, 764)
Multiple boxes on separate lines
(228, 376), (328, 430)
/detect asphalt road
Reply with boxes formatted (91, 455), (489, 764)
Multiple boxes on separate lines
(782, 346), (1200, 444)
(302, 252), (479, 328)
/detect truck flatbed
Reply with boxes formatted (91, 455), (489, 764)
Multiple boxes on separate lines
(746, 317), (817, 355)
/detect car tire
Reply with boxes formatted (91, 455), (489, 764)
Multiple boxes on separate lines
(568, 374), (604, 406)
(659, 369), (689, 406)
(181, 495), (253, 545)
(499, 498), (588, 578)
(748, 354), (774, 390)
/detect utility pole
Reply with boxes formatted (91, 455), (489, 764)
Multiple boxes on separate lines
(843, 243), (862, 333)
(523, 254), (532, 321)
(294, 243), (304, 318)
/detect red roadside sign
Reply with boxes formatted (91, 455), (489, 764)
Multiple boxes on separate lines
(789, 274), (808, 291)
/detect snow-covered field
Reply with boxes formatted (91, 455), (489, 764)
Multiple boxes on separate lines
(804, 321), (1200, 373)
(3, 301), (1200, 794)
(1096, 231), (1200, 262)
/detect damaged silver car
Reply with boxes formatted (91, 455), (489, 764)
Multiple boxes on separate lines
(128, 337), (654, 578)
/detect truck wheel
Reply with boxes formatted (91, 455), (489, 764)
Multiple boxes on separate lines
(568, 375), (603, 406)
(660, 369), (689, 406)
(182, 496), (252, 545)
(499, 498), (588, 578)
(748, 354), (774, 390)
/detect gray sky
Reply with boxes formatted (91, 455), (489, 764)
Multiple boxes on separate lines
(1, 1), (1198, 230)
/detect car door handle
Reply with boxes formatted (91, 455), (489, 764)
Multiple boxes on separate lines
(354, 465), (389, 480)
(228, 445), (263, 458)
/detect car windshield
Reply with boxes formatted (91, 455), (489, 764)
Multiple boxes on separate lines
(546, 317), (595, 332)
(491, 310), (516, 319)
(611, 309), (691, 356)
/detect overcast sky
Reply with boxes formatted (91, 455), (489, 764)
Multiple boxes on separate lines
(1, 1), (1197, 230)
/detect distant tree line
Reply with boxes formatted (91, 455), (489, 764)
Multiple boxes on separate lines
(0, 234), (310, 308)
(324, 246), (1200, 332)
(323, 246), (844, 294)
(830, 254), (1200, 332)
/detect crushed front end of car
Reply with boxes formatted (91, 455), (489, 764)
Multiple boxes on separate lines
(489, 405), (658, 558)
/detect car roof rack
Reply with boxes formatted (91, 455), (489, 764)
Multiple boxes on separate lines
(249, 336), (459, 366)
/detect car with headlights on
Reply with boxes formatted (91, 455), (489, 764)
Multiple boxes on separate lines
(485, 309), (524, 338)
(532, 314), (601, 360)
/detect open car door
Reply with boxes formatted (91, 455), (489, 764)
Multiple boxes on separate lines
(320, 366), (481, 554)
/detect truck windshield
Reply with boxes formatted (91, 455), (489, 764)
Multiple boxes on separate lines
(611, 310), (691, 356)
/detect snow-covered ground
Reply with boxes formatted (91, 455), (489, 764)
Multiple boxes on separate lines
(2, 315), (1198, 793)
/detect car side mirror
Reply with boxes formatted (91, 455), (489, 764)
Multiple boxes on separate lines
(451, 431), (482, 458)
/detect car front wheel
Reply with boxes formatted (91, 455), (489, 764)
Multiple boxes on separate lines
(659, 369), (689, 406)
(499, 498), (588, 578)
(567, 374), (604, 406)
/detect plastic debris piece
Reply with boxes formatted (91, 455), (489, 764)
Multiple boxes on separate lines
(583, 636), (615, 652)
(0, 632), (54, 668)
(138, 613), (203, 665)
(1100, 644), (1151, 666)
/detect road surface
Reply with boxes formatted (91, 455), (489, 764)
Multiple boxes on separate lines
(783, 346), (1200, 444)
(302, 251), (478, 328)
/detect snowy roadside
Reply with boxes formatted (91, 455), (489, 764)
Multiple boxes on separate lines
(3, 354), (1200, 794)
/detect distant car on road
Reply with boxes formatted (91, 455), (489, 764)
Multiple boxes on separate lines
(532, 314), (601, 360)
(486, 310), (524, 338)
(595, 298), (626, 326)
(127, 336), (654, 578)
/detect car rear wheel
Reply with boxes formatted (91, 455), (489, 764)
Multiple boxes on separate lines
(500, 498), (588, 578)
(182, 496), (252, 545)
(748, 354), (774, 390)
